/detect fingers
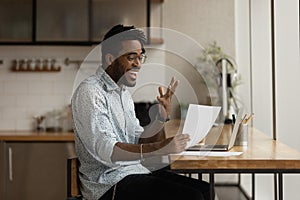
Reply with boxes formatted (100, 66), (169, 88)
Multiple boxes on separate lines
(170, 80), (179, 94)
(175, 133), (190, 141)
(169, 77), (175, 86)
(158, 86), (164, 97)
(172, 138), (189, 153)
(158, 77), (179, 97)
(173, 134), (190, 148)
(161, 134), (190, 154)
(166, 77), (179, 96)
(156, 77), (180, 104)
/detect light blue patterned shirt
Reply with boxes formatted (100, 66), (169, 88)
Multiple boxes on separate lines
(71, 67), (150, 200)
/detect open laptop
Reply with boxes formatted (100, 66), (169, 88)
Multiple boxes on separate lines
(187, 108), (244, 151)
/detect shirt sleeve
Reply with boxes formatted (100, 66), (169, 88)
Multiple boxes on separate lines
(72, 84), (118, 167)
(125, 91), (144, 138)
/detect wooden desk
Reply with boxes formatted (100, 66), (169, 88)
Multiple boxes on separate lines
(166, 120), (300, 200)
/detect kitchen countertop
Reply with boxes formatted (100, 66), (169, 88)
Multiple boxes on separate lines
(0, 131), (75, 142)
(0, 119), (185, 142)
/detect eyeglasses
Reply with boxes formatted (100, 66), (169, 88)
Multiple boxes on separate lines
(125, 54), (147, 64)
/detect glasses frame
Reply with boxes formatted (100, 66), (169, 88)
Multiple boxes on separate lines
(124, 53), (147, 64)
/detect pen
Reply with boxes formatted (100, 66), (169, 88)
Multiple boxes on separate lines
(245, 113), (254, 125)
(241, 114), (247, 124)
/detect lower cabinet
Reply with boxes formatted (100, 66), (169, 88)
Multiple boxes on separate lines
(0, 141), (75, 200)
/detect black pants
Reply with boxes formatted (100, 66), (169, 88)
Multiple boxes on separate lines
(99, 170), (212, 200)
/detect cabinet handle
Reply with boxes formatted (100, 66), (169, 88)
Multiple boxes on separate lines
(8, 147), (13, 181)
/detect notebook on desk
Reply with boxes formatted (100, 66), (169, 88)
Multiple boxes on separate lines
(187, 108), (244, 151)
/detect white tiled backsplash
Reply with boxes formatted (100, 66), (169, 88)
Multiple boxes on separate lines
(0, 45), (166, 131)
(0, 46), (94, 130)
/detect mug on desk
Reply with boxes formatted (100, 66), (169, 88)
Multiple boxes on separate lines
(234, 123), (248, 146)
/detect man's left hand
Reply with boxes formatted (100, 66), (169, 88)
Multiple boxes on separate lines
(156, 77), (179, 120)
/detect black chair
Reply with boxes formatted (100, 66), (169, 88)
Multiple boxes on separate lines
(66, 157), (82, 200)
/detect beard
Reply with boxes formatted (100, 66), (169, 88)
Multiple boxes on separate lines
(118, 73), (136, 87)
(108, 60), (137, 87)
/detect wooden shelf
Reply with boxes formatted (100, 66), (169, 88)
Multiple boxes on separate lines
(11, 66), (61, 72)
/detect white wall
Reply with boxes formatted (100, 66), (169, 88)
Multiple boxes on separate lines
(236, 0), (300, 199)
(235, 0), (251, 119)
(251, 0), (273, 137)
(0, 46), (93, 130)
(162, 0), (236, 115)
(274, 0), (300, 199)
(250, 1), (275, 198)
(0, 44), (166, 130)
(235, 0), (253, 196)
(163, 0), (235, 56)
(275, 0), (300, 150)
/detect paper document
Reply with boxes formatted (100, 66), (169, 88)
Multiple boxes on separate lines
(174, 151), (243, 157)
(183, 104), (221, 148)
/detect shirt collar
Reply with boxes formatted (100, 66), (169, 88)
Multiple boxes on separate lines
(96, 66), (125, 92)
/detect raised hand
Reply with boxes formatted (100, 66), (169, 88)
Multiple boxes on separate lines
(156, 77), (179, 120)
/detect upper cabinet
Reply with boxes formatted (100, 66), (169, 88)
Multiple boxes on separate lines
(36, 0), (89, 42)
(0, 0), (162, 45)
(0, 0), (33, 42)
(92, 0), (147, 42)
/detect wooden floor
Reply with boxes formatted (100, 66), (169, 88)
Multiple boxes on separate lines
(215, 186), (249, 200)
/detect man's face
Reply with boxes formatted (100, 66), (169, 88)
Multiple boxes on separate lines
(109, 40), (144, 87)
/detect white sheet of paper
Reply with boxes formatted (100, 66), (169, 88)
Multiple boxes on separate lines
(182, 104), (221, 148)
(174, 151), (243, 157)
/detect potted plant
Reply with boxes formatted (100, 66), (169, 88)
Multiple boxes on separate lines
(195, 41), (242, 120)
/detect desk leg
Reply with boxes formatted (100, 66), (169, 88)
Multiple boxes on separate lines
(278, 173), (283, 200)
(209, 173), (214, 200)
(274, 173), (283, 200)
(252, 173), (255, 200)
(198, 173), (202, 180)
(274, 173), (278, 200)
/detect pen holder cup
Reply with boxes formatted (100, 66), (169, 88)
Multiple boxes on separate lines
(234, 123), (248, 146)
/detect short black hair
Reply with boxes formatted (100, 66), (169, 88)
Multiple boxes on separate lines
(101, 24), (147, 67)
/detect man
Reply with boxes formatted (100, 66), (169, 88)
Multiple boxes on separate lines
(72, 24), (212, 200)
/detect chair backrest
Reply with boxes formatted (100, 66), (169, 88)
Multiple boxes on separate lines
(67, 157), (82, 200)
